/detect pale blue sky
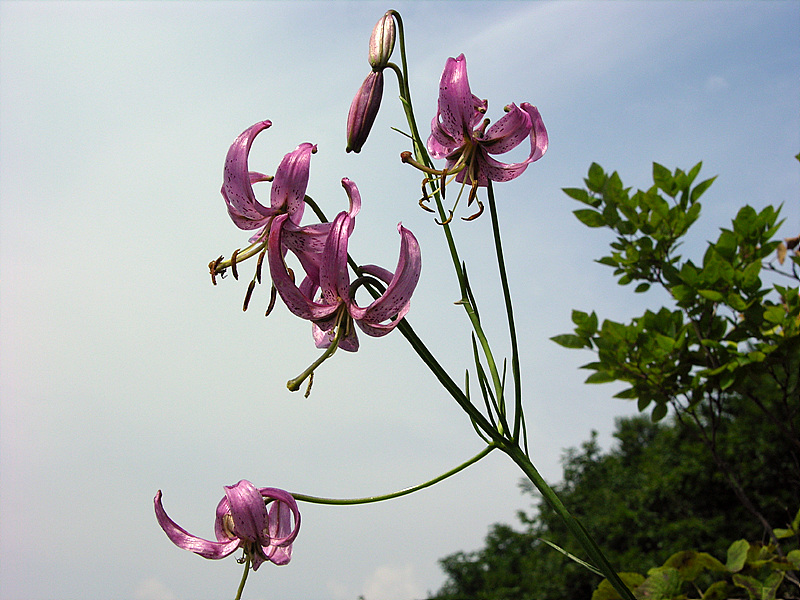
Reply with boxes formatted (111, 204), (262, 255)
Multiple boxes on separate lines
(1, 2), (798, 600)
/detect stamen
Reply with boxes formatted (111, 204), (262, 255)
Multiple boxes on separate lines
(265, 285), (277, 317)
(209, 256), (224, 285)
(304, 372), (314, 398)
(255, 249), (266, 284)
(435, 209), (455, 226)
(463, 197), (485, 221)
(243, 279), (256, 311)
(231, 249), (240, 280)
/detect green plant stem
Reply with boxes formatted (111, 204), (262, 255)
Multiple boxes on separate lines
(293, 444), (495, 506)
(486, 182), (524, 444)
(387, 25), (634, 600)
(502, 443), (637, 600)
(234, 556), (250, 600)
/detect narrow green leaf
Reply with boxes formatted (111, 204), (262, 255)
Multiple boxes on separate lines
(574, 208), (607, 228)
(698, 289), (724, 302)
(550, 334), (587, 349)
(585, 371), (617, 384)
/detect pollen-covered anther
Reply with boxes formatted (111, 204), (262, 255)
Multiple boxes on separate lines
(231, 249), (240, 280)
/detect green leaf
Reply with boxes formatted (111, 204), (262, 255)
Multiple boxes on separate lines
(663, 550), (727, 581)
(787, 549), (800, 568)
(550, 334), (588, 349)
(574, 208), (607, 228)
(763, 305), (785, 324)
(587, 163), (606, 192)
(614, 387), (639, 399)
(635, 283), (651, 293)
(702, 580), (733, 600)
(690, 176), (716, 203)
(592, 574), (647, 600)
(638, 566), (684, 600)
(698, 289), (724, 302)
(653, 163), (673, 193)
(585, 371), (617, 384)
(651, 403), (668, 422)
(563, 187), (592, 204)
(726, 540), (750, 572)
(732, 572), (783, 600)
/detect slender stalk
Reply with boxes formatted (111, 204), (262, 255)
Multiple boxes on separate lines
(486, 182), (523, 444)
(502, 443), (636, 600)
(234, 556), (250, 600)
(293, 445), (495, 506)
(387, 24), (635, 600)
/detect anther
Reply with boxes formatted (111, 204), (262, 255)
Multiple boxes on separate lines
(208, 256), (224, 285)
(231, 249), (240, 280)
(265, 285), (277, 317)
(256, 249), (266, 284)
(304, 372), (314, 398)
(435, 209), (455, 226)
(243, 279), (256, 311)
(462, 198), (485, 221)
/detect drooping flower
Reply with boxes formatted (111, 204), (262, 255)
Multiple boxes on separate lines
(425, 54), (548, 214)
(214, 121), (331, 287)
(268, 178), (421, 352)
(154, 480), (300, 571)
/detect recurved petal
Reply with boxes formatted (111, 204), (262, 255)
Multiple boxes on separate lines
(154, 490), (241, 559)
(261, 488), (301, 547)
(427, 114), (461, 159)
(475, 150), (531, 183)
(222, 121), (274, 228)
(281, 221), (333, 284)
(436, 55), (475, 141)
(268, 215), (340, 322)
(520, 103), (548, 162)
(224, 480), (268, 545)
(476, 105), (547, 183)
(270, 143), (316, 224)
(318, 211), (354, 305)
(481, 103), (532, 155)
(350, 223), (421, 329)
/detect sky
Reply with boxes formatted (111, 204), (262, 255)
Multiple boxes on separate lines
(1, 1), (798, 599)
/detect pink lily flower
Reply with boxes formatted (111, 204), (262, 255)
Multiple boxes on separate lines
(268, 178), (421, 352)
(425, 54), (548, 216)
(221, 121), (332, 283)
(154, 480), (300, 570)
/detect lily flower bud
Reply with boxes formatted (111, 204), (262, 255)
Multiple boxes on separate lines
(368, 12), (396, 70)
(346, 70), (384, 154)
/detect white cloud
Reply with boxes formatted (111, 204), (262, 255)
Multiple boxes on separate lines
(362, 564), (423, 600)
(705, 75), (730, 92)
(134, 577), (179, 600)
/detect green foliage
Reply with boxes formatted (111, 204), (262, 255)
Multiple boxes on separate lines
(431, 409), (799, 600)
(554, 163), (799, 427)
(592, 538), (799, 600)
(431, 161), (800, 600)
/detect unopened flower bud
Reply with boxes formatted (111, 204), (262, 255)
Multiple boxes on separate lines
(368, 12), (396, 69)
(346, 70), (384, 153)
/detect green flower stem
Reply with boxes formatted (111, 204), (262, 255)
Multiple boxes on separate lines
(391, 13), (507, 418)
(486, 182), (523, 444)
(286, 325), (342, 392)
(387, 25), (634, 600)
(301, 195), (500, 439)
(234, 556), (250, 600)
(502, 443), (637, 600)
(292, 444), (495, 506)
